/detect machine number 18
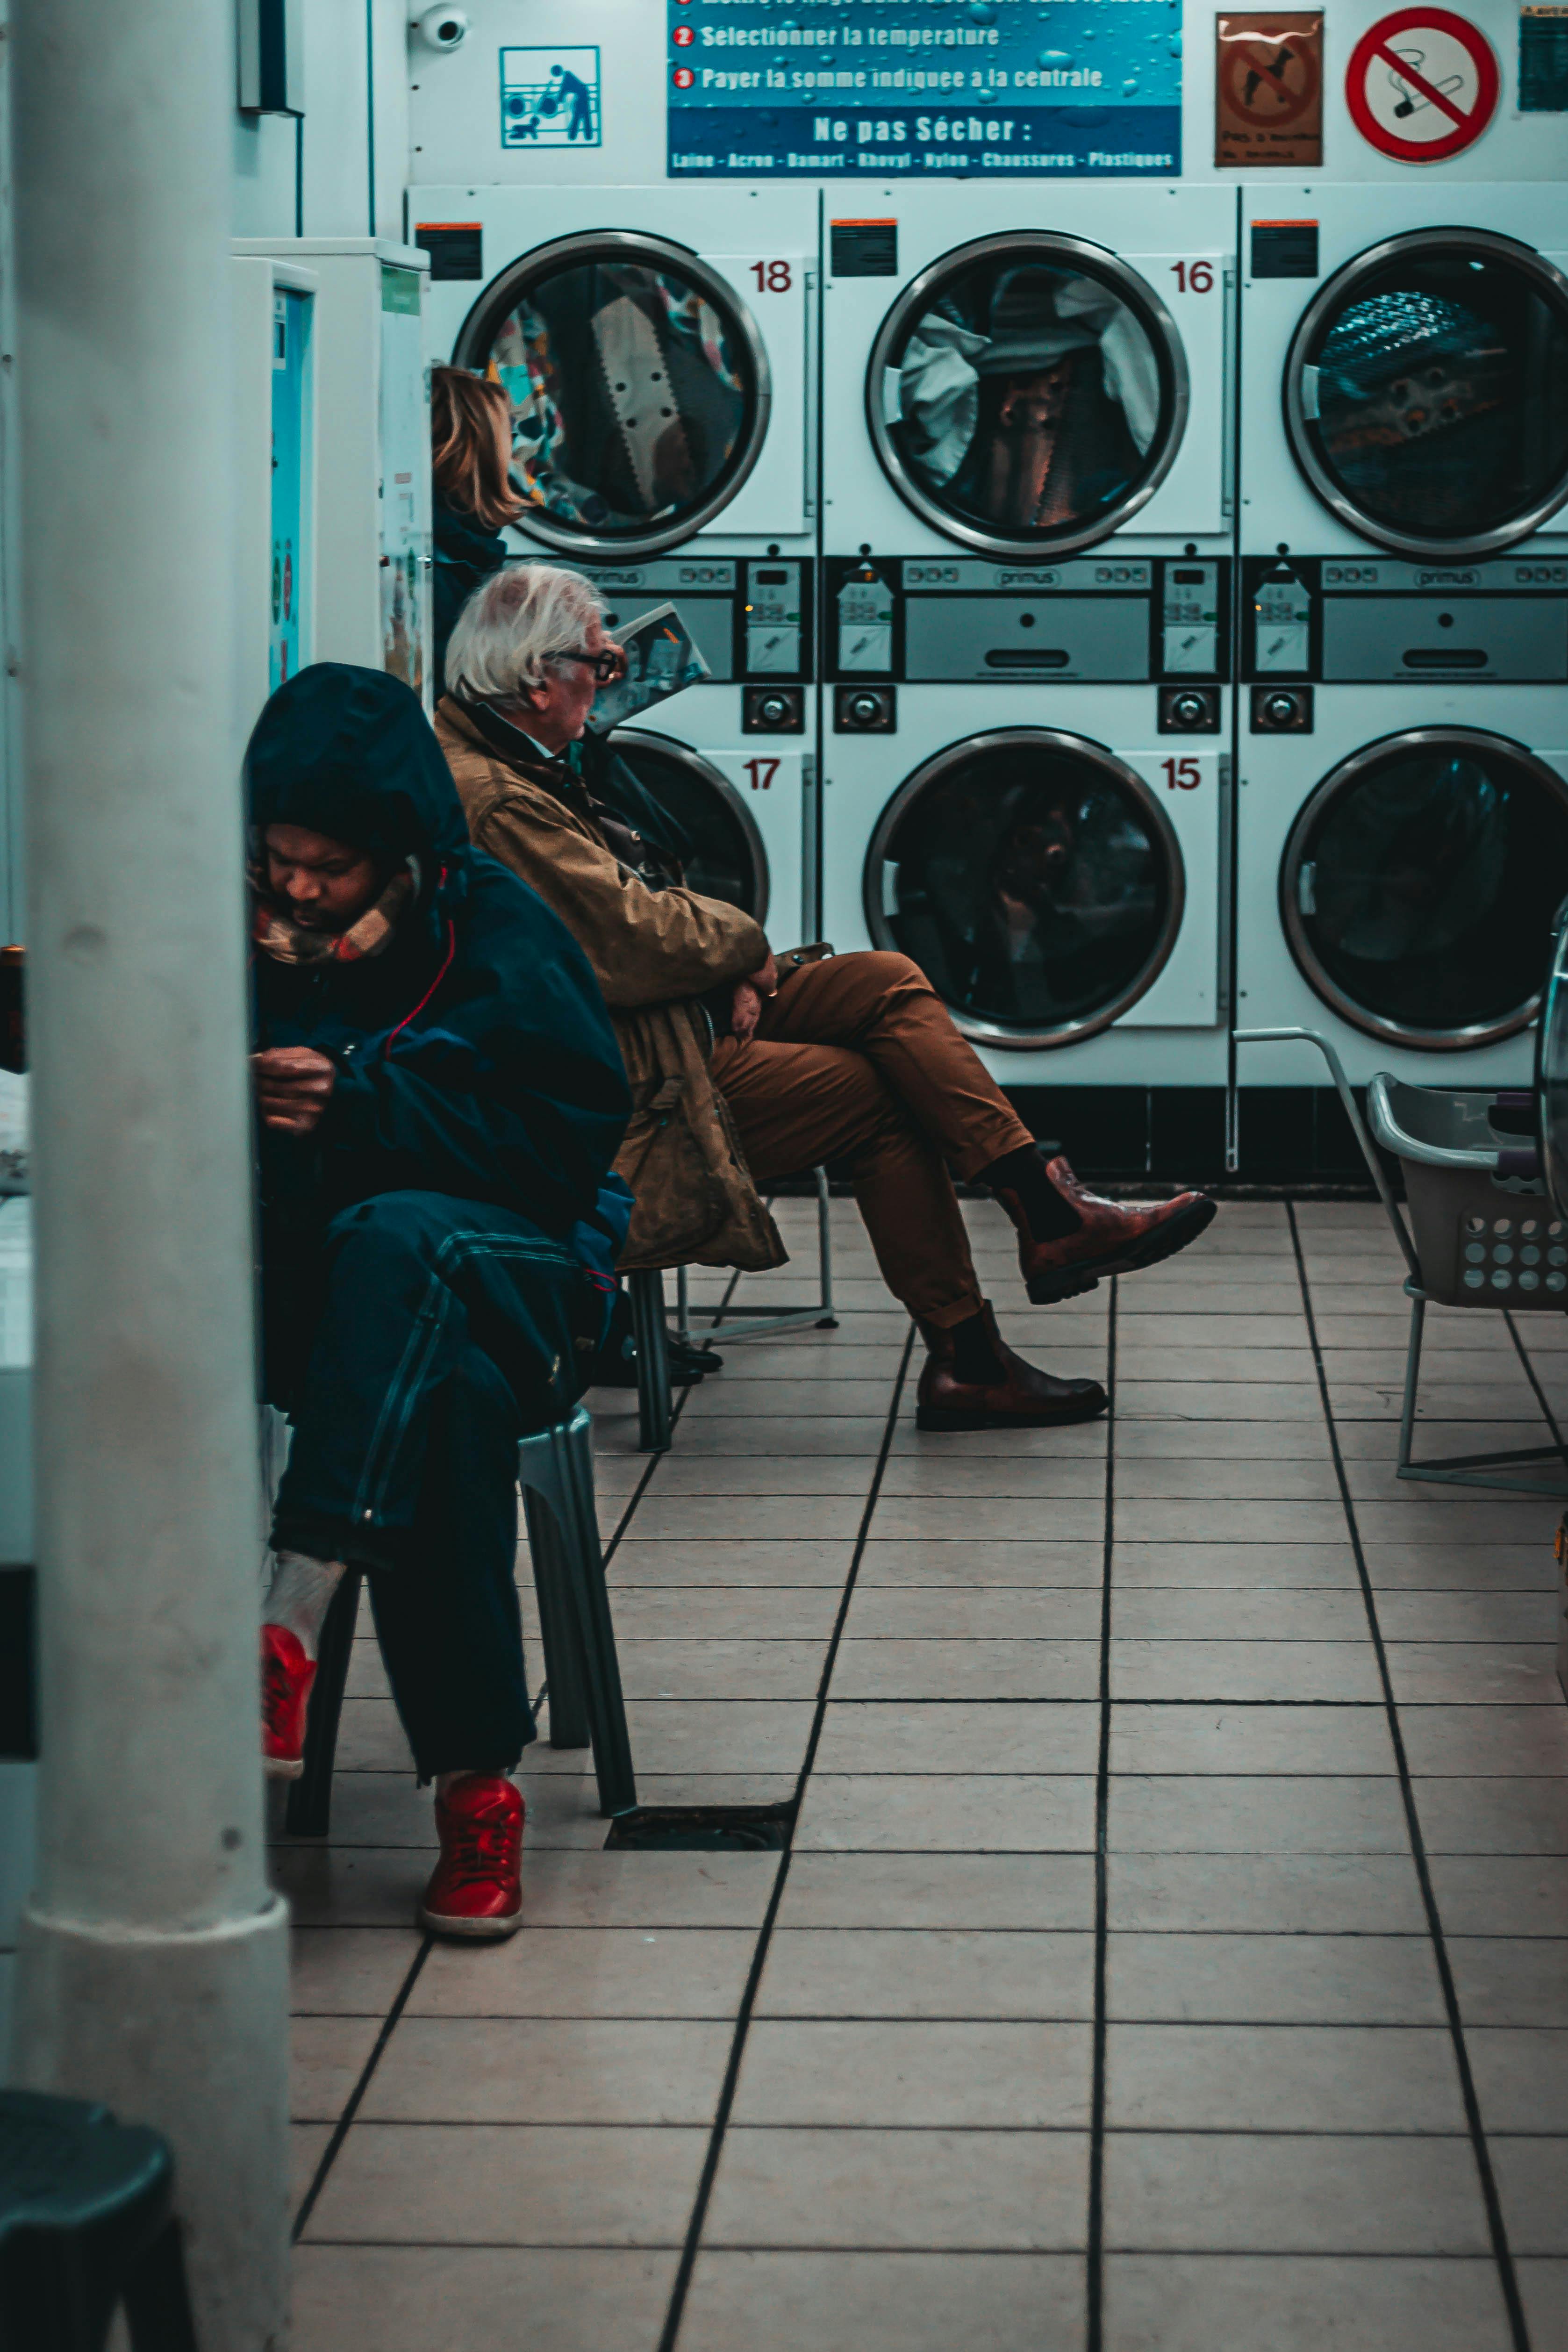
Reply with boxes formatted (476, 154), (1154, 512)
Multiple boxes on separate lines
(750, 261), (794, 292)
(1161, 758), (1202, 791)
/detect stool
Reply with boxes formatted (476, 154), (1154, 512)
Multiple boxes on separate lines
(0, 2091), (196, 2351)
(630, 1164), (839, 1453)
(284, 1404), (635, 1836)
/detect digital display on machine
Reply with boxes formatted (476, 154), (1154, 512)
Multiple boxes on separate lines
(667, 0), (1182, 178)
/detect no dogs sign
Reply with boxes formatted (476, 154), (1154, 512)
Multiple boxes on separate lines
(1346, 7), (1500, 161)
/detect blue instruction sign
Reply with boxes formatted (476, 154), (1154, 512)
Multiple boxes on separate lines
(668, 0), (1181, 177)
(501, 46), (601, 148)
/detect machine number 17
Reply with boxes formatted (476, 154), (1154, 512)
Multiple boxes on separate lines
(1161, 758), (1202, 791)
(744, 758), (780, 791)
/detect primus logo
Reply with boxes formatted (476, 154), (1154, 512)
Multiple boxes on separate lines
(1415, 570), (1481, 588)
(998, 570), (1061, 588)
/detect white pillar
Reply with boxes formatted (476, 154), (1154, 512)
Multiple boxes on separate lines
(9, 2), (290, 2347)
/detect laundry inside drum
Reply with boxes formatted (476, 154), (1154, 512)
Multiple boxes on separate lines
(884, 249), (1174, 547)
(870, 735), (1179, 1041)
(483, 255), (754, 538)
(1296, 244), (1568, 544)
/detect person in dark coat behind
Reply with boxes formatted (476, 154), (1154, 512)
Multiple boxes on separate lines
(249, 663), (631, 1938)
(430, 366), (520, 698)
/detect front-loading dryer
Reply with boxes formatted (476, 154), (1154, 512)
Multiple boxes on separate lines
(1241, 185), (1568, 563)
(607, 713), (808, 951)
(1235, 560), (1568, 1093)
(823, 183), (1236, 566)
(415, 185), (818, 566)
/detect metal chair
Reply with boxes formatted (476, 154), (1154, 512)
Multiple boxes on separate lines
(0, 2090), (196, 2352)
(629, 1163), (839, 1452)
(282, 1402), (636, 1835)
(1238, 1025), (1568, 1497)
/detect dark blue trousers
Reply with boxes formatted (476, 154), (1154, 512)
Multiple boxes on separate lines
(265, 1190), (604, 1778)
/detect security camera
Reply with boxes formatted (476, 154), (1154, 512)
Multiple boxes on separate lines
(412, 5), (468, 52)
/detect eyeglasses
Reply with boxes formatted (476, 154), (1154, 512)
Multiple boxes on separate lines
(552, 645), (625, 685)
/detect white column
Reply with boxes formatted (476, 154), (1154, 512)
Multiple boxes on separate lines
(9, 2), (289, 2346)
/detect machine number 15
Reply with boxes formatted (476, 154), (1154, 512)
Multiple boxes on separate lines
(1161, 758), (1202, 791)
(1170, 261), (1214, 293)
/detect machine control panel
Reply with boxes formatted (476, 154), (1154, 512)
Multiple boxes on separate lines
(542, 556), (813, 685)
(828, 557), (1229, 685)
(1243, 557), (1568, 684)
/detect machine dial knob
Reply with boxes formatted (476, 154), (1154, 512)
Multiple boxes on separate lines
(1171, 692), (1208, 728)
(757, 694), (791, 727)
(848, 693), (883, 726)
(1264, 692), (1300, 728)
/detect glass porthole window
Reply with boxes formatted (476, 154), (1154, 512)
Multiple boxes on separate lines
(1281, 730), (1568, 1049)
(452, 232), (771, 558)
(1285, 230), (1568, 558)
(607, 730), (768, 923)
(866, 234), (1189, 559)
(865, 730), (1184, 1048)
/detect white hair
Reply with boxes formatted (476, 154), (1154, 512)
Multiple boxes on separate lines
(445, 563), (605, 701)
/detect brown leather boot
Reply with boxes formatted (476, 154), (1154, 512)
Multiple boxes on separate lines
(916, 1302), (1108, 1432)
(993, 1153), (1217, 1305)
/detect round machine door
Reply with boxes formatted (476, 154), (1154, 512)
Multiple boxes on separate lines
(1284, 230), (1568, 559)
(1535, 905), (1568, 1222)
(1281, 729), (1568, 1051)
(865, 729), (1184, 1049)
(866, 234), (1189, 559)
(452, 231), (771, 559)
(608, 728), (768, 923)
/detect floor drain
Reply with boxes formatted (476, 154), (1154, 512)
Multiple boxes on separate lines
(604, 1802), (796, 1852)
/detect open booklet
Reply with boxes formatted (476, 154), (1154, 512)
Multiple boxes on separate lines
(586, 602), (709, 734)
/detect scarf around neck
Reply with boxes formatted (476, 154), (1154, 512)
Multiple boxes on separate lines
(251, 858), (418, 966)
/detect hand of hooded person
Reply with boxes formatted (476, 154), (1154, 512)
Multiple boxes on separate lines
(253, 1046), (337, 1136)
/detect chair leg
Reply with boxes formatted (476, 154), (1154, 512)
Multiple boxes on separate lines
(284, 1568), (362, 1839)
(814, 1163), (838, 1329)
(523, 1486), (590, 1749)
(1397, 1292), (1426, 1476)
(122, 2217), (199, 2352)
(521, 1414), (637, 1817)
(629, 1268), (673, 1454)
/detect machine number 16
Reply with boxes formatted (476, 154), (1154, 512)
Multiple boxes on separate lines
(1170, 261), (1214, 293)
(1161, 758), (1202, 791)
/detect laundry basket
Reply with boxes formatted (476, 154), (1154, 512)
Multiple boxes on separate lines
(1236, 1026), (1568, 1496)
(1364, 1077), (1565, 1311)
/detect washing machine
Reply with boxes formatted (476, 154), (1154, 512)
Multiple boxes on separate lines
(816, 184), (1235, 1090)
(1240, 184), (1568, 565)
(1237, 188), (1568, 1094)
(413, 183), (820, 943)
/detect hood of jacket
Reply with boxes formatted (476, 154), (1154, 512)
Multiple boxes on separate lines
(246, 662), (471, 878)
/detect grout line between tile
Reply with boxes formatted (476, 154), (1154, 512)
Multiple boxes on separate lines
(1088, 1275), (1116, 2352)
(1284, 1201), (1533, 2352)
(291, 1933), (434, 2244)
(652, 1323), (917, 2352)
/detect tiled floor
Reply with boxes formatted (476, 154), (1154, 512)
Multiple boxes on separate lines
(272, 1197), (1568, 2352)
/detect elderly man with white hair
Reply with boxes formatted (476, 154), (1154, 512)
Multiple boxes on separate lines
(434, 563), (1216, 1430)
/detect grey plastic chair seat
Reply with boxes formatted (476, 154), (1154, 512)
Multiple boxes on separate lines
(284, 1404), (635, 1835)
(0, 2091), (196, 2351)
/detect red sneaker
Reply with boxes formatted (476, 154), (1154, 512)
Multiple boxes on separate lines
(261, 1624), (315, 1780)
(420, 1775), (525, 1940)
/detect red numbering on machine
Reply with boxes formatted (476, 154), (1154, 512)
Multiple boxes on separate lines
(1170, 262), (1216, 293)
(743, 759), (780, 792)
(749, 262), (795, 293)
(1162, 758), (1203, 790)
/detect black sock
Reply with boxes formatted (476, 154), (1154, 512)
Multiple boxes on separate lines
(981, 1145), (1081, 1240)
(949, 1307), (1007, 1385)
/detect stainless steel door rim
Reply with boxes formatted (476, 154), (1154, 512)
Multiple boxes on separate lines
(864, 725), (1186, 1048)
(1282, 228), (1568, 560)
(454, 229), (773, 560)
(864, 232), (1191, 560)
(610, 726), (771, 924)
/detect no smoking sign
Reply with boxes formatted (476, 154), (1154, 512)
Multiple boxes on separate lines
(1346, 7), (1500, 162)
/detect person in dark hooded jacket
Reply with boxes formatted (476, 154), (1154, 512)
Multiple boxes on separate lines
(250, 662), (631, 1939)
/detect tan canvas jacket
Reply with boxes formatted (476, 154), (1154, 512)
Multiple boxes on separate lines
(437, 696), (786, 1275)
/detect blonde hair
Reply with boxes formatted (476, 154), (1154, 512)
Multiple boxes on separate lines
(430, 366), (523, 534)
(444, 563), (605, 702)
